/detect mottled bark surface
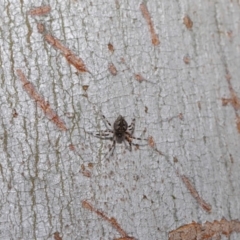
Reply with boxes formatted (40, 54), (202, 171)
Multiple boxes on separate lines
(0, 1), (240, 239)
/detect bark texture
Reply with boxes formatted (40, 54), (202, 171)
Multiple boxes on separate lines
(0, 1), (240, 239)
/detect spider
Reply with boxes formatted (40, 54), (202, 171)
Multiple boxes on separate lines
(93, 115), (145, 157)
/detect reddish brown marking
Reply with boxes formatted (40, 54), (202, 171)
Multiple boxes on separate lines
(148, 136), (165, 156)
(148, 136), (156, 148)
(140, 3), (160, 46)
(114, 237), (136, 240)
(82, 169), (91, 178)
(183, 15), (193, 29)
(44, 34), (71, 55)
(168, 113), (184, 122)
(236, 116), (240, 132)
(222, 95), (240, 111)
(183, 55), (190, 64)
(135, 74), (145, 83)
(120, 58), (125, 64)
(16, 69), (67, 131)
(82, 200), (134, 239)
(53, 232), (62, 240)
(82, 85), (89, 91)
(108, 43), (115, 52)
(222, 71), (240, 133)
(108, 63), (118, 76)
(176, 171), (212, 213)
(178, 113), (184, 120)
(227, 30), (233, 41)
(173, 157), (178, 163)
(169, 218), (240, 240)
(39, 28), (88, 73)
(37, 23), (45, 34)
(222, 98), (232, 106)
(69, 144), (75, 151)
(80, 164), (92, 178)
(88, 162), (93, 168)
(12, 109), (18, 118)
(28, 6), (51, 16)
(65, 53), (88, 72)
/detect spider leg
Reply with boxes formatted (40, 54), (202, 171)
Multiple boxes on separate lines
(127, 118), (136, 135)
(125, 134), (132, 151)
(108, 138), (116, 156)
(89, 129), (113, 140)
(130, 136), (148, 141)
(102, 115), (112, 129)
(125, 132), (148, 148)
(102, 137), (116, 160)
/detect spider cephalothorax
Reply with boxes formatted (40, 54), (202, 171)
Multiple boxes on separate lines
(93, 114), (145, 157)
(113, 115), (128, 140)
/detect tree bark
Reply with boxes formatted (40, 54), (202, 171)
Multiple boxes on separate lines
(0, 1), (240, 239)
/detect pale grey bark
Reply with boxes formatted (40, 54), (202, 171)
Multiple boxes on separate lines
(0, 0), (240, 240)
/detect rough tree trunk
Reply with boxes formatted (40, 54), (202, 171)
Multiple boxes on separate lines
(0, 0), (239, 239)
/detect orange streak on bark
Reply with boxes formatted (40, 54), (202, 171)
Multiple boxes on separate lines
(222, 95), (240, 111)
(114, 237), (136, 240)
(82, 200), (129, 238)
(148, 136), (155, 148)
(140, 3), (160, 46)
(222, 71), (240, 133)
(53, 232), (62, 240)
(108, 43), (115, 52)
(44, 34), (72, 56)
(135, 74), (145, 83)
(169, 218), (240, 240)
(108, 63), (118, 76)
(183, 15), (193, 29)
(16, 69), (67, 131)
(43, 33), (88, 73)
(177, 171), (212, 213)
(65, 53), (88, 72)
(28, 6), (51, 16)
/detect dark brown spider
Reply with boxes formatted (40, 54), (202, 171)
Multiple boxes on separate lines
(94, 115), (145, 157)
